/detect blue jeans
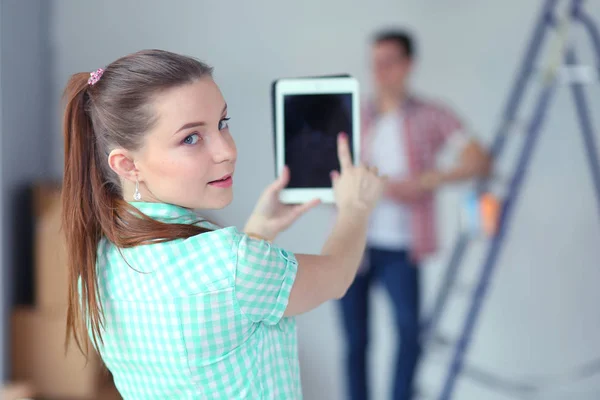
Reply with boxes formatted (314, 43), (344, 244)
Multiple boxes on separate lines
(339, 247), (421, 400)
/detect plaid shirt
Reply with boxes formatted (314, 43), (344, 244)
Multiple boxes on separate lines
(362, 95), (464, 261)
(93, 202), (301, 399)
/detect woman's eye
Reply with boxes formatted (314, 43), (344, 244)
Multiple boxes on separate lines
(183, 133), (200, 145)
(218, 117), (231, 131)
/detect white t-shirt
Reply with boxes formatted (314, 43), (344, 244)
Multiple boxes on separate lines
(366, 112), (412, 250)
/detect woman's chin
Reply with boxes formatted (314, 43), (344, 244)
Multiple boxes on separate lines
(198, 192), (233, 210)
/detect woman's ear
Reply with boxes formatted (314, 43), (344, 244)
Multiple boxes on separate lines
(108, 148), (138, 182)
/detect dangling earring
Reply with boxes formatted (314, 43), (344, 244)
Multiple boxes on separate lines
(133, 179), (142, 201)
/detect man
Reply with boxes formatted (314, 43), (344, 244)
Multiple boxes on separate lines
(338, 29), (491, 400)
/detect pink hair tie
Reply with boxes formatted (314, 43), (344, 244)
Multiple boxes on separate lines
(88, 68), (104, 86)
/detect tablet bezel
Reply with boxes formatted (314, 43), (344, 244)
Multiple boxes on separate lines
(274, 77), (360, 204)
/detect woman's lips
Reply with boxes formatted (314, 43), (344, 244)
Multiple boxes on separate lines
(208, 174), (233, 188)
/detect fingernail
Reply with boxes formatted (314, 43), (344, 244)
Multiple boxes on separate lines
(339, 132), (347, 139)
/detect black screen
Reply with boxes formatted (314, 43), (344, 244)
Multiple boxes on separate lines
(284, 93), (353, 188)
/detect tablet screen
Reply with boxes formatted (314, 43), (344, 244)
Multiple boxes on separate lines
(284, 93), (354, 188)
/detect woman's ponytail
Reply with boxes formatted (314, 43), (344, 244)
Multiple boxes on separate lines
(62, 73), (105, 355)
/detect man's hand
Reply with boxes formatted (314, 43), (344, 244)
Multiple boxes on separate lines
(244, 166), (320, 241)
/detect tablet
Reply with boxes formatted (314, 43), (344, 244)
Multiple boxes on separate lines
(273, 76), (360, 204)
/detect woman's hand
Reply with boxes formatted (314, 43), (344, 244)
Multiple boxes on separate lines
(331, 132), (387, 213)
(244, 166), (321, 241)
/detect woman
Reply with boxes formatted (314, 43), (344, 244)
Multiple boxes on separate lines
(62, 49), (386, 399)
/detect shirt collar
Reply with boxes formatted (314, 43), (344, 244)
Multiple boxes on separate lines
(367, 93), (419, 119)
(129, 201), (201, 224)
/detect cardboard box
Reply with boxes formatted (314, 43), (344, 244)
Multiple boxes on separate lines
(95, 381), (123, 400)
(32, 184), (69, 312)
(1, 381), (35, 400)
(11, 308), (101, 399)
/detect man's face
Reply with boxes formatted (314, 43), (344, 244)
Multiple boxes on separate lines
(372, 40), (413, 95)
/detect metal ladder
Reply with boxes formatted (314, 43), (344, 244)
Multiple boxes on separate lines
(418, 0), (600, 398)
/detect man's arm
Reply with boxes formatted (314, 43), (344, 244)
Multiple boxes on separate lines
(386, 126), (492, 205)
(385, 101), (493, 203)
(386, 139), (491, 203)
(419, 138), (492, 191)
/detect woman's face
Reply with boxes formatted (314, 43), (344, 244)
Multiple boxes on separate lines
(132, 77), (237, 210)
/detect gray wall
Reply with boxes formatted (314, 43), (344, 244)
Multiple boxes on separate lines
(48, 0), (600, 398)
(0, 0), (4, 383)
(1, 0), (51, 382)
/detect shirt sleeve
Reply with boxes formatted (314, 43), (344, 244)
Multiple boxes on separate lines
(432, 104), (466, 153)
(232, 232), (298, 325)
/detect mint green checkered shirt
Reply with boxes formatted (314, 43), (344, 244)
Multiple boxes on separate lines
(93, 202), (301, 399)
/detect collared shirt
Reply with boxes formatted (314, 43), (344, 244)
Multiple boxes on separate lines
(362, 95), (465, 260)
(92, 202), (301, 399)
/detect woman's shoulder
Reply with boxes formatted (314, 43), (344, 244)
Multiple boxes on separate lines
(186, 225), (242, 246)
(96, 226), (247, 300)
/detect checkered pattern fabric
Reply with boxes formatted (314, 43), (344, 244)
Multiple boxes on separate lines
(93, 202), (301, 399)
(362, 96), (465, 261)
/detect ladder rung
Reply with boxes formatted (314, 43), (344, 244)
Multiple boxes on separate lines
(462, 364), (537, 395)
(413, 387), (437, 400)
(423, 334), (457, 360)
(419, 362), (537, 397)
(429, 333), (455, 348)
(532, 65), (599, 84)
(556, 65), (599, 83)
(452, 281), (474, 295)
(506, 119), (529, 133)
(458, 230), (493, 242)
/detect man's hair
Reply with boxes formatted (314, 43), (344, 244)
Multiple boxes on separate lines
(373, 29), (415, 59)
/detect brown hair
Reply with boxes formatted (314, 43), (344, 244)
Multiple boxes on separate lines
(62, 49), (214, 356)
(373, 28), (415, 59)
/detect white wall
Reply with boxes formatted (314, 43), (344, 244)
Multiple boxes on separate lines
(49, 1), (600, 398)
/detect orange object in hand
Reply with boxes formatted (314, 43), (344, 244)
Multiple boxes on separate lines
(479, 193), (501, 236)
